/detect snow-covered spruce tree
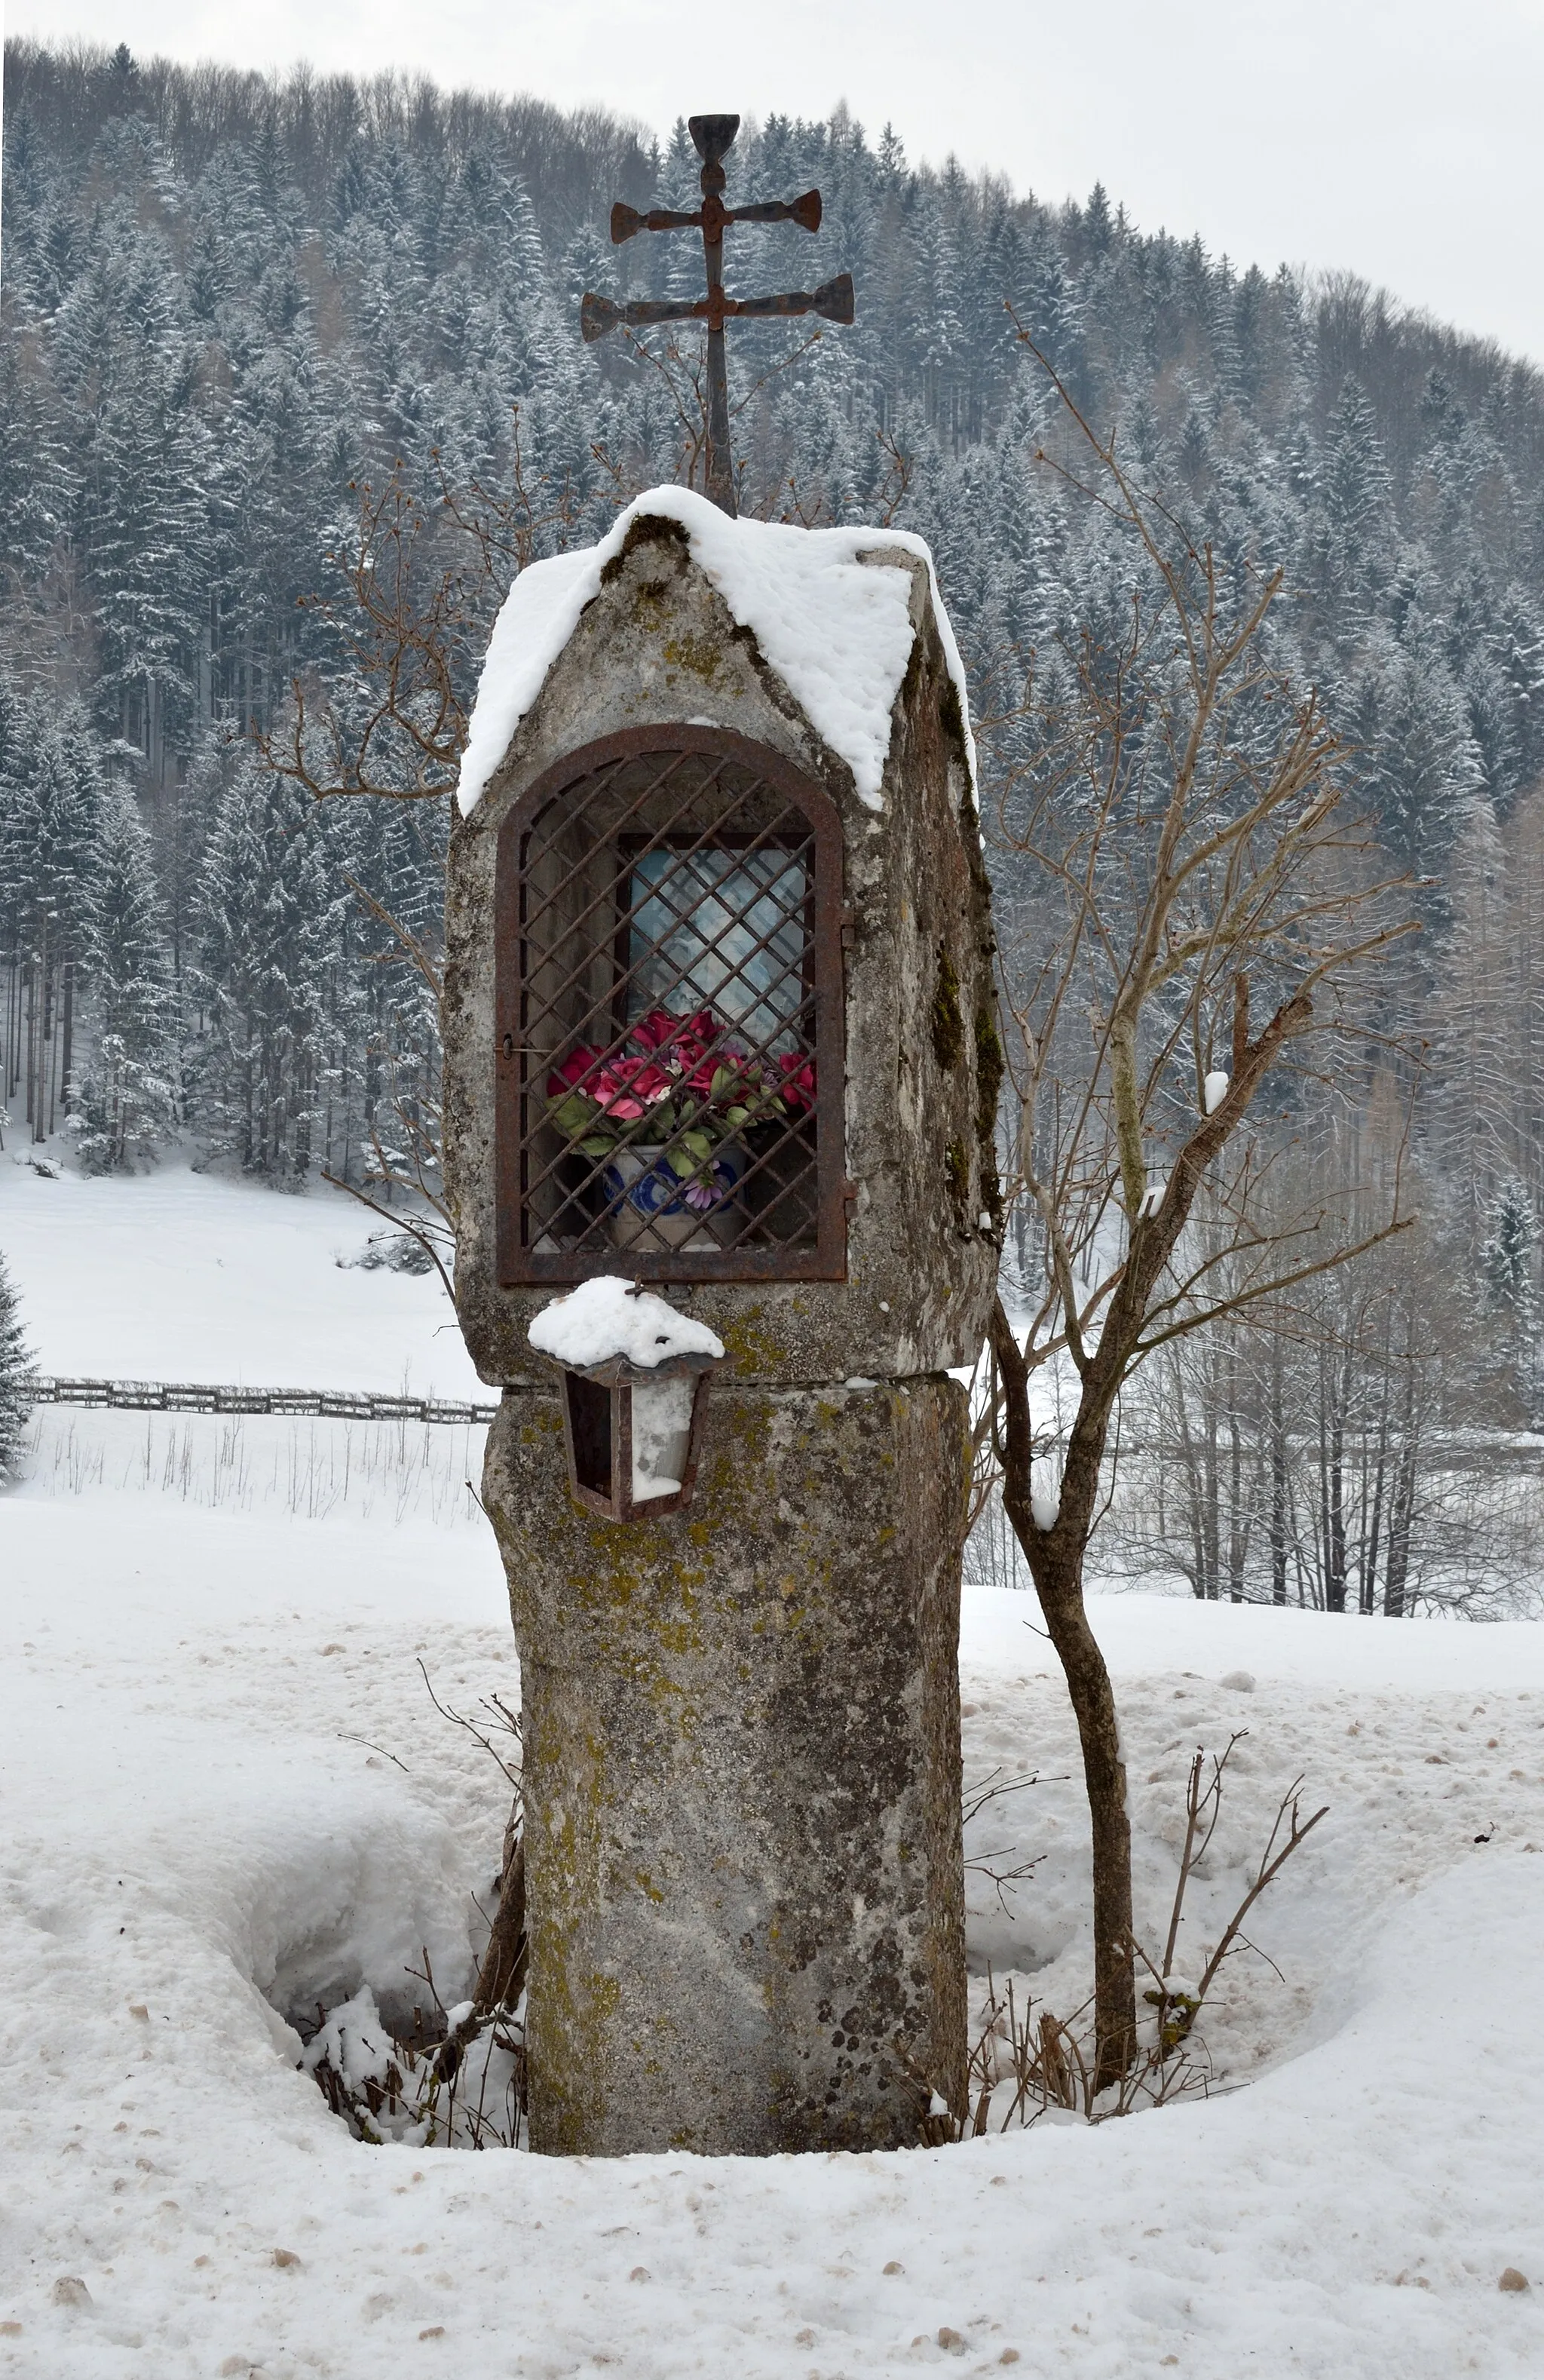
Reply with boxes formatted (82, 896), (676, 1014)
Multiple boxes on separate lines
(0, 692), (103, 1144)
(1429, 793), (1515, 1233)
(72, 785), (179, 1170)
(0, 1248), (35, 1483)
(1481, 1176), (1540, 1415)
(192, 756), (350, 1182)
(1306, 375), (1395, 642)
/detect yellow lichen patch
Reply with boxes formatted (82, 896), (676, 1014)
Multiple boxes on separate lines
(661, 630), (725, 682)
(717, 1308), (786, 1373)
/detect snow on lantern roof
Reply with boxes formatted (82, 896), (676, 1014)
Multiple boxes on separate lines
(527, 1274), (725, 1372)
(456, 483), (974, 818)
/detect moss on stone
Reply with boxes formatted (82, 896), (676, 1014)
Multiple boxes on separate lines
(718, 1306), (789, 1375)
(944, 1137), (969, 1215)
(972, 998), (1006, 1228)
(930, 940), (965, 1073)
(937, 669), (970, 777)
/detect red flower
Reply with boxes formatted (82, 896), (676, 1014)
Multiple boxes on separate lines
(630, 1006), (731, 1081)
(546, 1044), (605, 1100)
(550, 1010), (807, 1135)
(629, 1008), (681, 1055)
(777, 1053), (816, 1111)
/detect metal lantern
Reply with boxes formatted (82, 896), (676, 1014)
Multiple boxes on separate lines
(550, 1347), (718, 1523)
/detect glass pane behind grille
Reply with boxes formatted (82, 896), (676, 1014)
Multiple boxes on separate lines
(629, 847), (808, 1052)
(506, 737), (839, 1278)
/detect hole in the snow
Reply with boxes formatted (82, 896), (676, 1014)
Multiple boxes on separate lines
(262, 1662), (530, 2148)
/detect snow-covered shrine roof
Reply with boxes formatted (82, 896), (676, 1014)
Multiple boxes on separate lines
(456, 483), (974, 818)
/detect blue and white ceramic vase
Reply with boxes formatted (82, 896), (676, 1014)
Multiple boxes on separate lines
(602, 1141), (745, 1250)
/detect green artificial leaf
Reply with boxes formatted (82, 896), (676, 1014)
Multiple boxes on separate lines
(548, 1093), (599, 1139)
(664, 1129), (718, 1177)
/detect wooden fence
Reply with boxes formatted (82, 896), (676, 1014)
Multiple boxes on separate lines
(30, 1378), (498, 1425)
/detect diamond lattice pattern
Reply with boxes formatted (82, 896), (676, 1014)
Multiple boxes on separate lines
(513, 743), (833, 1271)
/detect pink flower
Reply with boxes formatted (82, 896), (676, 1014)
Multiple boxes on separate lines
(590, 1057), (672, 1121)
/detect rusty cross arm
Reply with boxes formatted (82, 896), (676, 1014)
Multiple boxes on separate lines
(581, 112), (856, 517)
(581, 278), (855, 341)
(611, 192), (823, 242)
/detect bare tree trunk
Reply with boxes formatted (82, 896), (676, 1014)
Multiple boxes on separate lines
(1226, 1338), (1246, 1603)
(39, 927), (60, 1141)
(1171, 1361), (1208, 1597)
(991, 1299), (1135, 2092)
(1328, 1337), (1353, 1612)
(1383, 1448), (1415, 1618)
(60, 955), (74, 1131)
(1269, 1338), (1288, 1605)
(1362, 1355), (1390, 1617)
(473, 1802), (527, 2013)
(1383, 1366), (1418, 1618)
(1316, 1333), (1350, 1613)
(1202, 1367), (1220, 1599)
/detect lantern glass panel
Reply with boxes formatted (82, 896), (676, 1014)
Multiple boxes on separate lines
(630, 1372), (694, 1502)
(498, 728), (844, 1286)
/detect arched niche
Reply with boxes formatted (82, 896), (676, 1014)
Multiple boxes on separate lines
(495, 725), (847, 1285)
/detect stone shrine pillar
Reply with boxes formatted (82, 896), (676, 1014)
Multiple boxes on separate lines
(443, 486), (1001, 2155)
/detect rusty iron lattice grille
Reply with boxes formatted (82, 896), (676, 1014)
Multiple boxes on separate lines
(495, 726), (846, 1284)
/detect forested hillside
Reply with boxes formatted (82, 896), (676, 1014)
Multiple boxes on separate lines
(4, 37), (1542, 1605)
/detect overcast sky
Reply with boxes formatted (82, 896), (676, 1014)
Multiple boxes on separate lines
(11, 0), (1544, 367)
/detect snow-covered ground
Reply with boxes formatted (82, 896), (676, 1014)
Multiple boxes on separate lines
(2, 1164), (1543, 2375)
(0, 1155), (483, 1396)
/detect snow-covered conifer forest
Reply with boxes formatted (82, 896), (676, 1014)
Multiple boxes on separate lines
(5, 40), (1544, 1614)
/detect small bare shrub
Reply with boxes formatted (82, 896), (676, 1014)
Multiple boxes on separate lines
(927, 1737), (1326, 2135)
(299, 1950), (528, 2150)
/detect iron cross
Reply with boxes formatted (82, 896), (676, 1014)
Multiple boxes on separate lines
(581, 113), (856, 518)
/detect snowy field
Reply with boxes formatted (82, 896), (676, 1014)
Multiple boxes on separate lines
(0, 1156), (484, 1397)
(3, 1162), (1544, 2375)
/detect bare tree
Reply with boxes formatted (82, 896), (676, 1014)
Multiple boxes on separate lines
(1111, 1198), (1542, 1618)
(248, 422), (592, 1280)
(985, 345), (1415, 2092)
(264, 415), (584, 811)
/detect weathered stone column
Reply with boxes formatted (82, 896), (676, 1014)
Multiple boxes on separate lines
(443, 486), (1000, 2156)
(486, 1376), (967, 2154)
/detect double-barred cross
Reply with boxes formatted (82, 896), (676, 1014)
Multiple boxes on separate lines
(581, 113), (855, 518)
